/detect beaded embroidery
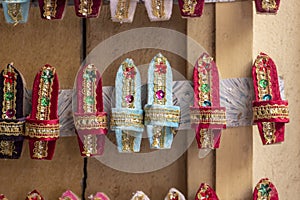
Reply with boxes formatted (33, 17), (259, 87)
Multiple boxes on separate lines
(196, 55), (213, 148)
(197, 184), (211, 200)
(256, 179), (272, 200)
(0, 121), (24, 136)
(152, 0), (165, 18)
(2, 64), (17, 120)
(78, 0), (93, 16)
(33, 140), (48, 159)
(43, 0), (57, 19)
(7, 3), (23, 25)
(121, 131), (135, 152)
(115, 0), (130, 22)
(182, 0), (197, 15)
(254, 55), (276, 144)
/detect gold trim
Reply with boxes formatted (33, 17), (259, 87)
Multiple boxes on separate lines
(121, 131), (135, 152)
(0, 121), (24, 136)
(78, 0), (93, 16)
(111, 112), (144, 128)
(7, 3), (23, 26)
(144, 107), (180, 123)
(115, 0), (130, 22)
(182, 0), (197, 15)
(190, 109), (226, 125)
(82, 64), (97, 113)
(256, 179), (272, 200)
(0, 140), (16, 156)
(25, 123), (59, 138)
(153, 55), (167, 105)
(151, 0), (165, 18)
(253, 104), (289, 120)
(74, 115), (107, 130)
(33, 140), (48, 159)
(2, 65), (18, 119)
(43, 0), (57, 19)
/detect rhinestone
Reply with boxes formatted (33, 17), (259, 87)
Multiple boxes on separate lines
(263, 94), (272, 101)
(41, 97), (50, 107)
(259, 79), (268, 88)
(202, 100), (211, 107)
(85, 96), (94, 105)
(201, 84), (210, 93)
(125, 95), (134, 103)
(156, 90), (165, 100)
(6, 109), (15, 118)
(5, 92), (14, 101)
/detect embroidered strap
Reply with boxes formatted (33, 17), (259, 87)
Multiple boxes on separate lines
(111, 58), (143, 153)
(178, 0), (205, 18)
(253, 100), (289, 122)
(190, 107), (226, 129)
(0, 121), (24, 137)
(74, 113), (107, 131)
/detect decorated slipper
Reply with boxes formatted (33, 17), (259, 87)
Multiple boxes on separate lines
(255, 0), (280, 14)
(38, 0), (67, 20)
(110, 0), (138, 23)
(0, 64), (25, 159)
(165, 188), (186, 200)
(252, 52), (289, 145)
(144, 0), (173, 21)
(25, 64), (60, 160)
(178, 0), (205, 18)
(190, 53), (226, 150)
(2, 0), (30, 25)
(59, 190), (80, 200)
(144, 53), (180, 149)
(0, 194), (8, 200)
(89, 192), (110, 200)
(74, 0), (102, 18)
(131, 191), (150, 200)
(74, 64), (108, 157)
(253, 178), (279, 200)
(111, 59), (143, 153)
(25, 190), (44, 200)
(195, 183), (219, 200)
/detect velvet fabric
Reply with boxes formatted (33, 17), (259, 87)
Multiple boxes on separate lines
(195, 183), (219, 200)
(178, 0), (205, 18)
(26, 64), (59, 160)
(253, 178), (279, 200)
(252, 52), (289, 145)
(38, 0), (67, 20)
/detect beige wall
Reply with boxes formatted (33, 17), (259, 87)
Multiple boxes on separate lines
(253, 0), (300, 198)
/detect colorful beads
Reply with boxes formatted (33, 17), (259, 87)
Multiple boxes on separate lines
(201, 84), (210, 93)
(259, 79), (268, 89)
(41, 97), (50, 107)
(5, 92), (14, 101)
(263, 94), (272, 101)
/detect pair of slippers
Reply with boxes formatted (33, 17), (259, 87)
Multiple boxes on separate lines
(190, 52), (289, 152)
(74, 53), (180, 155)
(0, 64), (59, 160)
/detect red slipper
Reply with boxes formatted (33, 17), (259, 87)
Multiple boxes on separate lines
(74, 0), (102, 18)
(25, 190), (44, 200)
(195, 183), (219, 200)
(178, 0), (205, 18)
(252, 52), (289, 145)
(253, 178), (279, 200)
(74, 64), (107, 157)
(38, 0), (67, 20)
(0, 194), (8, 200)
(190, 53), (226, 149)
(25, 64), (60, 160)
(0, 64), (25, 159)
(255, 0), (280, 14)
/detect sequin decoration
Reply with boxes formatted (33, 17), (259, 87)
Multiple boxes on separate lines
(152, 0), (165, 18)
(121, 131), (135, 152)
(115, 0), (130, 22)
(78, 0), (93, 16)
(197, 184), (213, 200)
(254, 55), (275, 144)
(2, 64), (17, 119)
(182, 0), (197, 15)
(83, 134), (97, 156)
(7, 3), (23, 25)
(43, 0), (57, 19)
(82, 64), (97, 113)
